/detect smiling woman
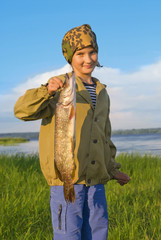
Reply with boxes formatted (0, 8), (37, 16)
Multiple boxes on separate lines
(14, 24), (130, 240)
(71, 47), (98, 83)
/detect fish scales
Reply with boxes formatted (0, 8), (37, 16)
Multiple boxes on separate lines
(54, 73), (76, 203)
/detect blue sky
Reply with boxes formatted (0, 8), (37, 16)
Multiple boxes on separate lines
(0, 0), (161, 132)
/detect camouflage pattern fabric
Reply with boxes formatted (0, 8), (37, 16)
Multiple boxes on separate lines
(62, 24), (98, 63)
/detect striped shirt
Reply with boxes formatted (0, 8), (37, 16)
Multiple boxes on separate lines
(83, 82), (96, 108)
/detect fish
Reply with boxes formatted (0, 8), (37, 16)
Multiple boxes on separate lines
(54, 72), (76, 203)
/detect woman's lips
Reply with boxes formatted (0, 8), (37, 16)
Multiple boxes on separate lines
(84, 64), (93, 68)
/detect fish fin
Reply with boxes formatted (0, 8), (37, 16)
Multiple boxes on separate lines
(54, 162), (63, 181)
(64, 183), (75, 203)
(69, 104), (75, 120)
(71, 138), (74, 153)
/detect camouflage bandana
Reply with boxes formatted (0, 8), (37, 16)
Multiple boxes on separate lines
(62, 24), (98, 64)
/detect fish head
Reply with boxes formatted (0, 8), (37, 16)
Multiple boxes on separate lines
(59, 73), (76, 106)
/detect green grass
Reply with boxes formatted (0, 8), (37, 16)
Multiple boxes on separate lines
(0, 153), (161, 240)
(0, 138), (29, 146)
(106, 153), (161, 240)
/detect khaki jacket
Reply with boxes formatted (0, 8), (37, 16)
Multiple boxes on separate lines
(14, 72), (121, 186)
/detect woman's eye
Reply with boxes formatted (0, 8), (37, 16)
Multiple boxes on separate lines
(91, 51), (96, 54)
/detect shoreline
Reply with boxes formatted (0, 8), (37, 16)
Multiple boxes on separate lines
(0, 137), (29, 146)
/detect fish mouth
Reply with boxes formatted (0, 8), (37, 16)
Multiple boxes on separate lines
(59, 88), (75, 106)
(60, 73), (75, 106)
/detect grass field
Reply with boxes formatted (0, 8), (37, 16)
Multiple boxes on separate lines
(0, 138), (29, 146)
(0, 153), (161, 240)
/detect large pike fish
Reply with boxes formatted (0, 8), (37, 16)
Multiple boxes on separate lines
(54, 73), (76, 203)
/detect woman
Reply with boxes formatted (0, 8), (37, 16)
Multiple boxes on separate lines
(14, 24), (130, 240)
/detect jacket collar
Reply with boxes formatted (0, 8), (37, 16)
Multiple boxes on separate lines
(76, 76), (106, 109)
(55, 72), (106, 110)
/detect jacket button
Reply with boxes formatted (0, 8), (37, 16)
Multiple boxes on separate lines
(93, 139), (97, 143)
(87, 179), (91, 184)
(91, 160), (95, 164)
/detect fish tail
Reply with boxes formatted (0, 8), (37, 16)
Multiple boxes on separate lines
(64, 183), (75, 203)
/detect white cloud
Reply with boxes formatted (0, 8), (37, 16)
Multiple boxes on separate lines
(0, 61), (161, 133)
(13, 64), (73, 95)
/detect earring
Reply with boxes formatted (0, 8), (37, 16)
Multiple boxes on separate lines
(96, 61), (103, 67)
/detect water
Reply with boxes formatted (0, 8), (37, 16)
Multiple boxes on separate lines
(112, 133), (161, 156)
(0, 134), (160, 156)
(0, 140), (39, 155)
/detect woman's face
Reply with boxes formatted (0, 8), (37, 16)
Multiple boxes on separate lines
(71, 47), (98, 78)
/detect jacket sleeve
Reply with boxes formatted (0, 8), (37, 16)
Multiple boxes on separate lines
(105, 96), (121, 179)
(14, 84), (57, 121)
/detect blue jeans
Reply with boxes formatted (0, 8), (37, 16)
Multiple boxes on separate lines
(50, 184), (108, 240)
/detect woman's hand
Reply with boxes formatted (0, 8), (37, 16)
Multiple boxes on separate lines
(47, 77), (64, 95)
(113, 172), (131, 186)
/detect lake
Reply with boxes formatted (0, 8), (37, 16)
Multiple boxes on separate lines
(0, 133), (160, 156)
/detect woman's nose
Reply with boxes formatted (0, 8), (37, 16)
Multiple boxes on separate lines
(84, 53), (92, 63)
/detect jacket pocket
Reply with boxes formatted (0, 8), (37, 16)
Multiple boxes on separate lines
(52, 201), (67, 234)
(50, 187), (67, 234)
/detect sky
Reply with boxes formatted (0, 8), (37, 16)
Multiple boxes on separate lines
(0, 0), (161, 133)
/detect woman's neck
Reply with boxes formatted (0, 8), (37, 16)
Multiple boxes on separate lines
(76, 74), (93, 84)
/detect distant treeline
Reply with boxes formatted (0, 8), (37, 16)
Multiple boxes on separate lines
(0, 128), (161, 140)
(112, 128), (161, 135)
(0, 132), (39, 140)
